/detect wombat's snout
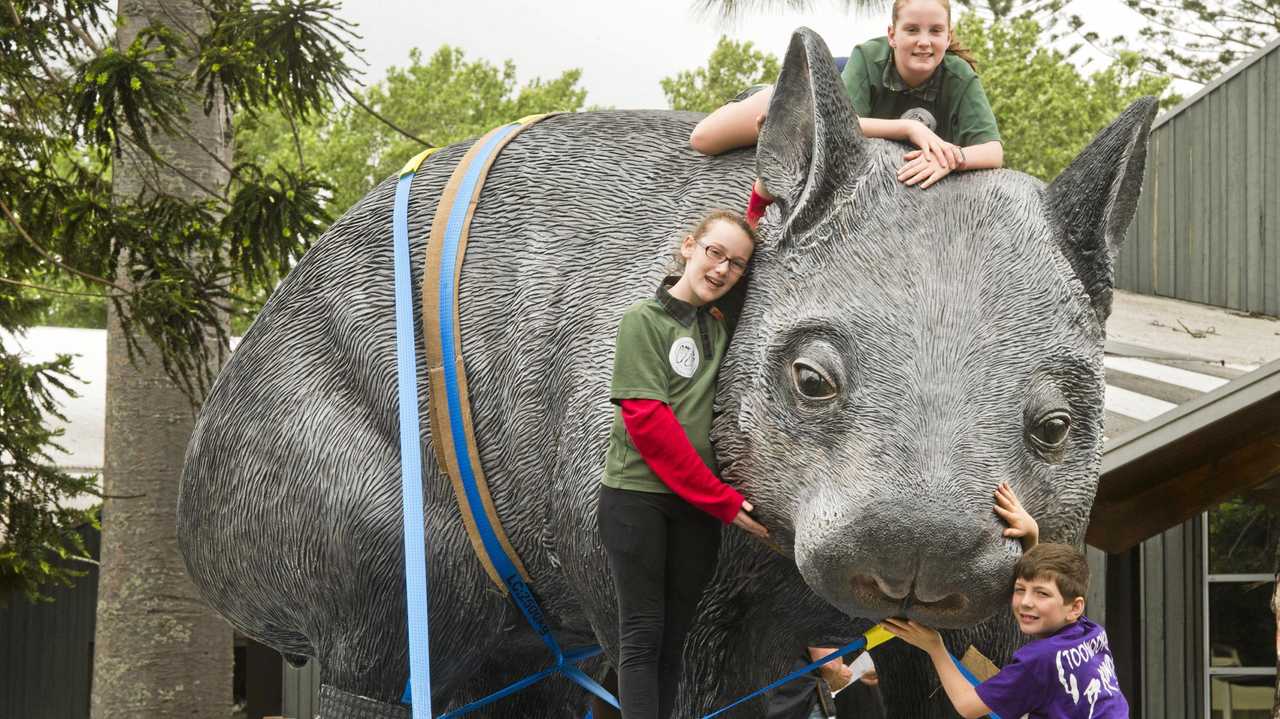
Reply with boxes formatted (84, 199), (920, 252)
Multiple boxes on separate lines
(795, 495), (1017, 628)
(847, 573), (968, 616)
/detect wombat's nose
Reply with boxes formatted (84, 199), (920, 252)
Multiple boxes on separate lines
(796, 495), (1016, 627)
(858, 571), (909, 600)
(849, 573), (968, 615)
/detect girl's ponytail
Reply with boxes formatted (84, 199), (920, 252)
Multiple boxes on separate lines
(947, 35), (978, 72)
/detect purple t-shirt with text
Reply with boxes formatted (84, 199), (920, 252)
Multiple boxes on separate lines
(976, 616), (1128, 718)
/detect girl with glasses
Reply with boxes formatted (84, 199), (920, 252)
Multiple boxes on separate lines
(598, 209), (769, 718)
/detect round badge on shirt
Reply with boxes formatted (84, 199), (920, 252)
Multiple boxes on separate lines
(668, 337), (700, 378)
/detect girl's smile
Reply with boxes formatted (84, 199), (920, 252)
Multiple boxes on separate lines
(670, 219), (753, 307)
(702, 265), (727, 292)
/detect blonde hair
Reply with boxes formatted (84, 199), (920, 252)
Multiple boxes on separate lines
(670, 209), (758, 274)
(892, 0), (978, 72)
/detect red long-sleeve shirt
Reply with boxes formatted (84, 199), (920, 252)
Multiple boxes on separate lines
(619, 398), (744, 524)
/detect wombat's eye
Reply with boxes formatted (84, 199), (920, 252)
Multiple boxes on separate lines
(1029, 411), (1071, 448)
(791, 359), (838, 400)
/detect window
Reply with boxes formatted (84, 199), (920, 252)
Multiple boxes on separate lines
(1204, 477), (1279, 719)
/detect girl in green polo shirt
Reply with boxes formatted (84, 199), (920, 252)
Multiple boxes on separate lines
(690, 0), (1003, 223)
(598, 209), (769, 719)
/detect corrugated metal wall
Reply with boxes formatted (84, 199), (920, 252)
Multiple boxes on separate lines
(1, 526), (293, 718)
(1115, 38), (1280, 317)
(1139, 517), (1205, 717)
(283, 660), (321, 718)
(0, 526), (100, 719)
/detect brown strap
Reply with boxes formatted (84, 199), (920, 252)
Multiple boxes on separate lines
(421, 114), (553, 593)
(960, 645), (1001, 682)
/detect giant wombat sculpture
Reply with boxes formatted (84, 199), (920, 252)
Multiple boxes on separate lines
(179, 29), (1155, 718)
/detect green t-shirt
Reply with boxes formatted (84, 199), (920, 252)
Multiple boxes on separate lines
(601, 286), (731, 494)
(840, 36), (1001, 147)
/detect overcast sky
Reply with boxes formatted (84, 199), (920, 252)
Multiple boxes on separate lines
(337, 0), (1137, 110)
(339, 0), (879, 109)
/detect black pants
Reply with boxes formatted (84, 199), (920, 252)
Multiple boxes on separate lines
(598, 485), (722, 719)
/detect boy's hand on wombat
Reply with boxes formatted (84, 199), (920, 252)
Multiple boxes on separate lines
(994, 482), (1039, 550)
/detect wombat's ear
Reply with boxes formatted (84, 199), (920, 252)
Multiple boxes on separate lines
(757, 27), (866, 237)
(1047, 97), (1158, 324)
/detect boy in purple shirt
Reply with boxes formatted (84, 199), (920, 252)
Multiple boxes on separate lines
(884, 541), (1129, 718)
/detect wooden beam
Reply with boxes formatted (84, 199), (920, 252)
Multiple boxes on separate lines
(1087, 424), (1280, 553)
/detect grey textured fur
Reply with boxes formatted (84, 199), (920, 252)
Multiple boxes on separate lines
(178, 29), (1157, 718)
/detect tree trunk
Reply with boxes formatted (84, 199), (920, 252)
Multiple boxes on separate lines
(90, 1), (233, 717)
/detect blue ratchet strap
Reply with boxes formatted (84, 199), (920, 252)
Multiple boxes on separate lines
(393, 146), (443, 719)
(437, 646), (605, 718)
(403, 115), (617, 716)
(702, 625), (1000, 719)
(701, 624), (895, 718)
(951, 654), (1003, 719)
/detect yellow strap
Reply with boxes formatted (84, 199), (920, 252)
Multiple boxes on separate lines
(399, 146), (441, 177)
(864, 624), (896, 650)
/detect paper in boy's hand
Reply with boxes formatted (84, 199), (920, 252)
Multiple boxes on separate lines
(831, 651), (876, 696)
(848, 651), (874, 680)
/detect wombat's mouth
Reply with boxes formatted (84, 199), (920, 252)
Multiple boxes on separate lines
(849, 573), (969, 617)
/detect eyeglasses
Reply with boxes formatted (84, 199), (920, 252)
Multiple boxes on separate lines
(698, 242), (750, 275)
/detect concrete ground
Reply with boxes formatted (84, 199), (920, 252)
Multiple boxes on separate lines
(1107, 290), (1280, 370)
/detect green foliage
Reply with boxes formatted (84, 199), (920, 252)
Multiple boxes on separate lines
(1, 0), (358, 600)
(660, 36), (780, 113)
(196, 0), (360, 118)
(957, 0), (1277, 87)
(38, 292), (107, 329)
(71, 25), (187, 155)
(237, 45), (589, 217)
(222, 165), (332, 284)
(956, 13), (1170, 181)
(9, 273), (109, 330)
(0, 351), (97, 604)
(5, 11), (589, 598)
(0, 1), (110, 91)
(1208, 494), (1280, 575)
(1204, 492), (1280, 669)
(1069, 0), (1279, 85)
